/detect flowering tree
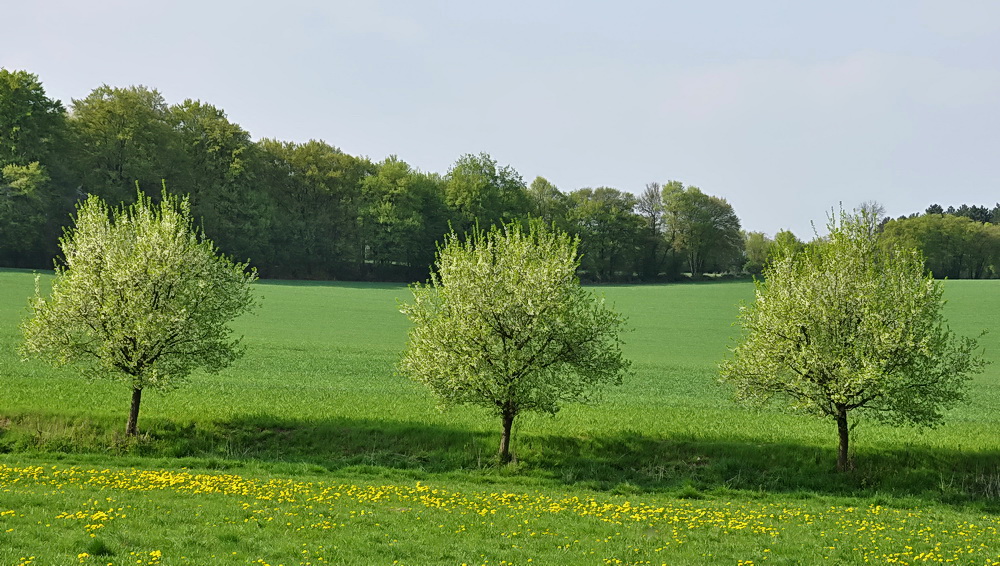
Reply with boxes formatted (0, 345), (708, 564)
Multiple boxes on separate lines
(721, 207), (985, 471)
(21, 190), (257, 435)
(400, 222), (630, 462)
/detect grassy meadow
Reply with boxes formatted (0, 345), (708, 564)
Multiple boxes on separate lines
(1, 268), (1000, 565)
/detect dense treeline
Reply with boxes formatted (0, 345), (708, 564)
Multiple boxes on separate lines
(743, 204), (1000, 280)
(1, 69), (753, 281)
(882, 203), (1000, 279)
(5, 69), (995, 281)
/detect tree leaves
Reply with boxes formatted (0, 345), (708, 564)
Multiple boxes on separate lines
(399, 223), (631, 418)
(721, 208), (986, 428)
(20, 190), (258, 395)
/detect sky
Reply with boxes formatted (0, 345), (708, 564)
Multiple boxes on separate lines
(3, 0), (999, 238)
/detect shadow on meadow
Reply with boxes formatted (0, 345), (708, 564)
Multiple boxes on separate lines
(146, 415), (1000, 509)
(3, 413), (998, 509)
(149, 414), (490, 472)
(522, 431), (1000, 509)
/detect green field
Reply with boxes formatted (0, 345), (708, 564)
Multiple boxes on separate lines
(1, 269), (999, 565)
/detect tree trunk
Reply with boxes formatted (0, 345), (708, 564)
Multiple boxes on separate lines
(688, 250), (700, 279)
(498, 410), (516, 464)
(836, 405), (850, 472)
(126, 386), (143, 436)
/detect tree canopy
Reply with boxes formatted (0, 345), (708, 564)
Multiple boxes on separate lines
(399, 222), (631, 462)
(882, 214), (1000, 279)
(0, 69), (71, 267)
(720, 208), (985, 471)
(444, 152), (530, 233)
(567, 187), (643, 281)
(0, 69), (66, 167)
(68, 85), (180, 203)
(1, 69), (763, 282)
(20, 190), (258, 435)
(10, 68), (1000, 283)
(663, 182), (744, 277)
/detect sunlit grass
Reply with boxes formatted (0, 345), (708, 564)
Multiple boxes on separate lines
(2, 269), (1000, 563)
(2, 460), (1000, 565)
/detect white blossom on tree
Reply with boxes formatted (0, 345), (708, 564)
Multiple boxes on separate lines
(21, 190), (257, 435)
(399, 222), (630, 462)
(720, 207), (985, 471)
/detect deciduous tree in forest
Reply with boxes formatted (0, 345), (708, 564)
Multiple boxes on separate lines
(527, 176), (570, 230)
(567, 187), (643, 281)
(882, 214), (1000, 279)
(359, 156), (449, 278)
(772, 229), (805, 257)
(68, 85), (181, 203)
(444, 153), (530, 232)
(662, 182), (743, 277)
(742, 231), (772, 276)
(0, 69), (67, 167)
(168, 99), (273, 266)
(256, 139), (374, 278)
(635, 182), (672, 279)
(0, 69), (71, 266)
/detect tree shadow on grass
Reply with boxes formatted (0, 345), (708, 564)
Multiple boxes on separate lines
(522, 431), (1000, 509)
(146, 414), (494, 474)
(136, 414), (1000, 509)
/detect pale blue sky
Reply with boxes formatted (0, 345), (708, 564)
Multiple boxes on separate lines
(3, 1), (999, 238)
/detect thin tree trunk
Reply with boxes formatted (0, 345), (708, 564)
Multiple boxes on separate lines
(836, 405), (850, 472)
(498, 410), (516, 463)
(126, 386), (143, 436)
(688, 250), (700, 279)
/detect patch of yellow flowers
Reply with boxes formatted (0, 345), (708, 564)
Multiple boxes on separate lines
(2, 463), (1000, 565)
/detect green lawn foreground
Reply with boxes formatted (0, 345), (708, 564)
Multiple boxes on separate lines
(1, 269), (1000, 565)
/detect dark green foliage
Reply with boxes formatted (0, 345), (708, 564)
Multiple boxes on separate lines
(1, 69), (746, 282)
(882, 214), (1000, 279)
(0, 69), (67, 166)
(526, 176), (570, 231)
(662, 181), (745, 278)
(884, 202), (1000, 279)
(359, 157), (450, 280)
(0, 69), (74, 268)
(444, 152), (530, 234)
(167, 99), (274, 266)
(6, 67), (1000, 283)
(252, 138), (376, 278)
(567, 187), (644, 281)
(634, 182), (680, 280)
(68, 85), (182, 204)
(85, 537), (114, 556)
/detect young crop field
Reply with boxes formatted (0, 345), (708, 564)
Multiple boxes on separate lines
(1, 269), (1000, 565)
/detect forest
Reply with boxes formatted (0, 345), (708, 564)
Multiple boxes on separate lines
(2, 69), (999, 280)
